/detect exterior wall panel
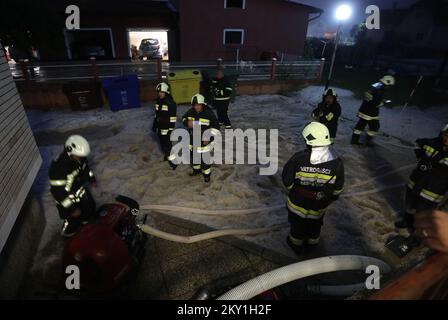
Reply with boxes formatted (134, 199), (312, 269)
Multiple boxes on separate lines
(0, 42), (42, 253)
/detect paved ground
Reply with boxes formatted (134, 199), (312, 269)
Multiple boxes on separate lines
(18, 211), (297, 300)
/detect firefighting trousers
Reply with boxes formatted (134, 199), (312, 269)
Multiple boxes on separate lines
(57, 189), (97, 232)
(288, 210), (323, 246)
(158, 132), (173, 158)
(190, 150), (212, 177)
(401, 188), (440, 229)
(353, 118), (380, 137)
(214, 100), (231, 127)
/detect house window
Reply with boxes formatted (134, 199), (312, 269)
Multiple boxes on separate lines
(223, 29), (244, 45)
(416, 32), (425, 40)
(225, 0), (245, 9)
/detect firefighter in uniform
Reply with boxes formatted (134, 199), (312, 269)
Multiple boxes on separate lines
(395, 124), (448, 229)
(351, 75), (395, 146)
(153, 82), (177, 169)
(282, 122), (345, 255)
(312, 88), (341, 143)
(182, 94), (220, 183)
(49, 135), (97, 237)
(211, 67), (233, 129)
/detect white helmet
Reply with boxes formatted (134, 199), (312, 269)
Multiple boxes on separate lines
(191, 93), (206, 105)
(323, 88), (337, 98)
(442, 123), (448, 135)
(65, 135), (90, 157)
(156, 82), (170, 94)
(380, 75), (395, 86)
(302, 122), (331, 147)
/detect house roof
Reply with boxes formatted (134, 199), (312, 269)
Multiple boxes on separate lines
(283, 0), (323, 13)
(49, 0), (177, 15)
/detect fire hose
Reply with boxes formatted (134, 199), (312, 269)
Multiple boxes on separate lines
(137, 223), (288, 244)
(217, 255), (391, 300)
(140, 183), (406, 217)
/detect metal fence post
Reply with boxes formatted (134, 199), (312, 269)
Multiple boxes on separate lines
(217, 58), (223, 69)
(90, 57), (99, 82)
(270, 58), (277, 81)
(319, 58), (326, 82)
(20, 60), (30, 82)
(157, 58), (163, 81)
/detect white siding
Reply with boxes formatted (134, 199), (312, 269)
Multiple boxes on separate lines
(0, 43), (42, 253)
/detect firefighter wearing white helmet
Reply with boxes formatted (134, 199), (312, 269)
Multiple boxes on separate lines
(395, 123), (448, 229)
(351, 75), (395, 146)
(282, 122), (345, 255)
(49, 135), (97, 237)
(153, 82), (178, 170)
(182, 93), (220, 182)
(312, 88), (342, 143)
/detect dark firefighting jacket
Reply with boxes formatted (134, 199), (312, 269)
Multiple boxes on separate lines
(211, 77), (233, 102)
(182, 106), (220, 152)
(282, 148), (344, 219)
(358, 82), (386, 120)
(312, 101), (341, 138)
(153, 95), (177, 136)
(408, 136), (448, 206)
(49, 152), (96, 213)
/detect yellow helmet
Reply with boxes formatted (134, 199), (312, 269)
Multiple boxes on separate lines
(302, 122), (331, 147)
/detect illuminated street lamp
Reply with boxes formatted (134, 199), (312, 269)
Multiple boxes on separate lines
(325, 4), (353, 90)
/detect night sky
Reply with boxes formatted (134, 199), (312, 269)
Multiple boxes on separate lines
(301, 0), (419, 37)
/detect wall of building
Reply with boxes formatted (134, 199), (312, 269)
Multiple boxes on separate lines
(68, 14), (177, 60)
(179, 0), (312, 61)
(16, 77), (320, 110)
(0, 42), (44, 298)
(0, 42), (42, 253)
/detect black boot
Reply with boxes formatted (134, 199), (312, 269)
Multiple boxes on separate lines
(351, 134), (362, 145)
(286, 236), (304, 256)
(61, 219), (80, 238)
(365, 135), (375, 147)
(204, 175), (211, 183)
(168, 161), (177, 170)
(189, 169), (201, 176)
(394, 219), (409, 229)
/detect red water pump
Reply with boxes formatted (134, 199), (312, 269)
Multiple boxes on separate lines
(62, 196), (147, 292)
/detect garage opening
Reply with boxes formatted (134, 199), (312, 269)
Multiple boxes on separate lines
(127, 29), (169, 61)
(64, 29), (115, 60)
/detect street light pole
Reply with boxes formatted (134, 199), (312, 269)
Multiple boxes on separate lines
(325, 24), (342, 90)
(324, 4), (352, 90)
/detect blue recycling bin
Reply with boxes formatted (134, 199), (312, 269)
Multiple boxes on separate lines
(102, 75), (141, 112)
